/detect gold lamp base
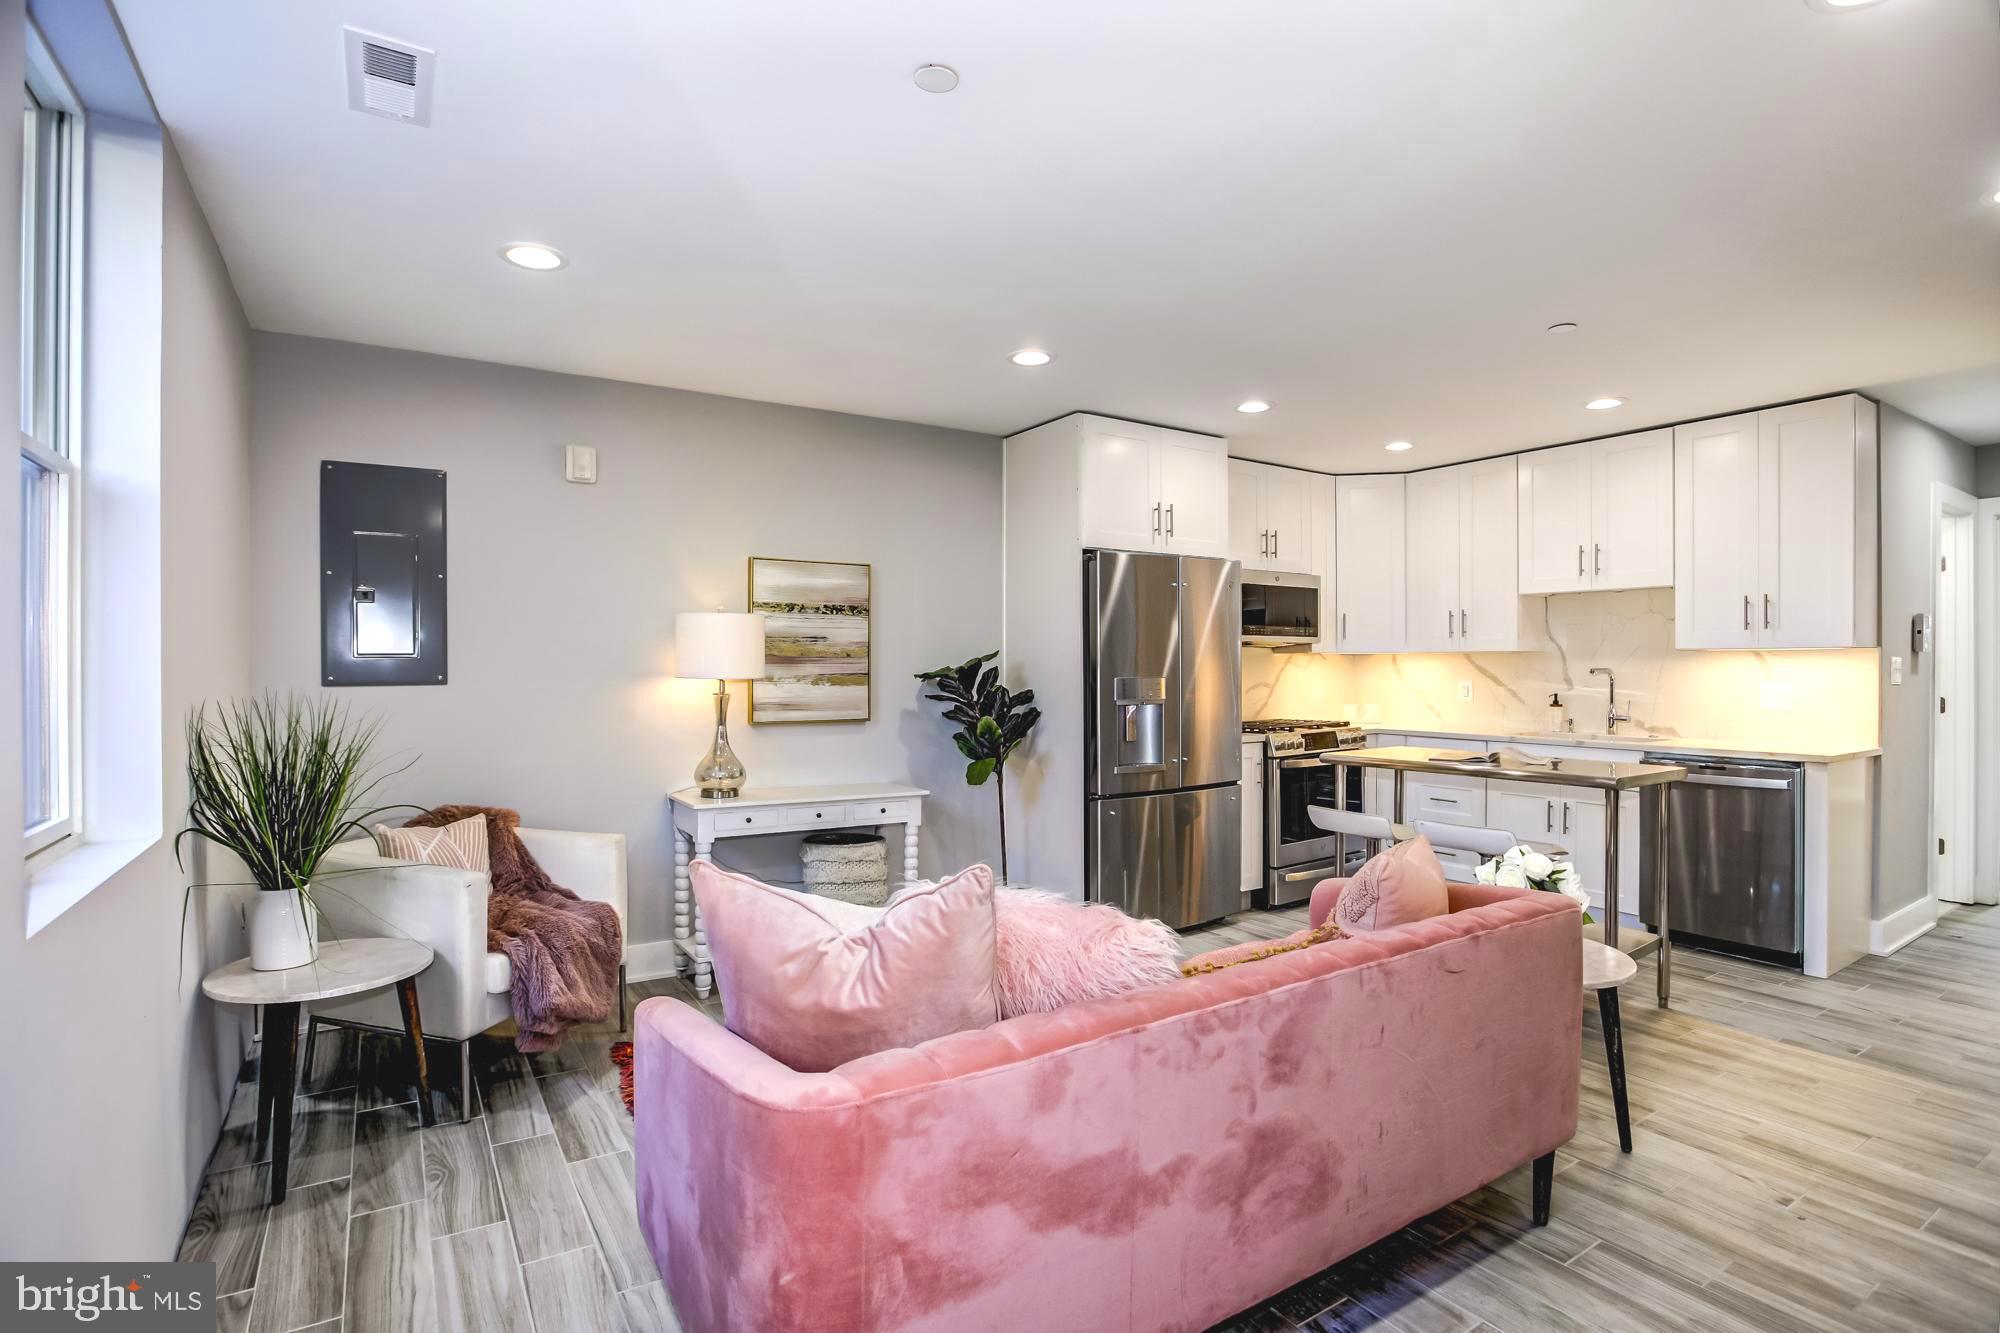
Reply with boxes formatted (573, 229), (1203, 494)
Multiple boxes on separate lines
(693, 684), (746, 799)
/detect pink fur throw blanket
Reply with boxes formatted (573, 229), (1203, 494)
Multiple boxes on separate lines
(992, 889), (1183, 1018)
(405, 805), (622, 1052)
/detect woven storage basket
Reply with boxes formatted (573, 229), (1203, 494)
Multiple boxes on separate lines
(801, 831), (890, 906)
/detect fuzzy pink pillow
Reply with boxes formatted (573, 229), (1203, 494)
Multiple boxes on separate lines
(691, 859), (999, 1072)
(991, 890), (1183, 1018)
(1334, 835), (1450, 933)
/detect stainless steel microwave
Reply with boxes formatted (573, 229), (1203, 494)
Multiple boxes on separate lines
(1240, 571), (1321, 646)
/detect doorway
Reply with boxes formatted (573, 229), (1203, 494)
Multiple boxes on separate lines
(1979, 497), (2000, 906)
(1931, 485), (1978, 907)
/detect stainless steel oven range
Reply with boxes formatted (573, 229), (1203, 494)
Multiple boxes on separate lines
(1246, 719), (1369, 906)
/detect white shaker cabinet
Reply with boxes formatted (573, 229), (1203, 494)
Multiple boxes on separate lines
(1308, 474), (1339, 652)
(1405, 456), (1529, 653)
(1240, 741), (1265, 896)
(1674, 395), (1877, 649)
(1517, 430), (1672, 594)
(1226, 459), (1311, 572)
(1334, 474), (1406, 652)
(1077, 417), (1229, 557)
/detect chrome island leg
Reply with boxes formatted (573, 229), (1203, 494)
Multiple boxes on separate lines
(1602, 789), (1619, 952)
(1656, 783), (1672, 1008)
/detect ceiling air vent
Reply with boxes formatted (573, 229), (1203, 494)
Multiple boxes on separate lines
(343, 28), (435, 126)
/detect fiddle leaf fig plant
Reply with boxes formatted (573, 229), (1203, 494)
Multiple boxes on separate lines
(914, 651), (1040, 882)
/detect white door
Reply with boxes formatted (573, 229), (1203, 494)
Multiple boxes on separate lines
(1488, 780), (1557, 845)
(1241, 743), (1265, 895)
(1260, 467), (1312, 574)
(1934, 498), (1978, 905)
(1158, 434), (1228, 558)
(1336, 474), (1407, 653)
(1404, 467), (1462, 652)
(1228, 459), (1265, 567)
(1458, 456), (1522, 652)
(1079, 426), (1160, 552)
(1759, 398), (1858, 648)
(1559, 788), (1609, 916)
(1590, 429), (1674, 590)
(1674, 413), (1762, 649)
(1309, 474), (1339, 652)
(1517, 443), (1594, 594)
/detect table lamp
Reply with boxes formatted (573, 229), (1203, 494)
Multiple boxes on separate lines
(675, 611), (767, 799)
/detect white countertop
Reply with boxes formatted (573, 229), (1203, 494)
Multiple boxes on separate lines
(1368, 726), (1880, 765)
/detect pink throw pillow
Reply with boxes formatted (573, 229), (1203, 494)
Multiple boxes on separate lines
(691, 859), (999, 1072)
(1334, 835), (1449, 933)
(991, 890), (1183, 1017)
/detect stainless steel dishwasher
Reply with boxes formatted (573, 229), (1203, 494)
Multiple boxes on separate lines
(1639, 754), (1804, 969)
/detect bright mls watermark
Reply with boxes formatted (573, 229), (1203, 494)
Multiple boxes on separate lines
(2, 1264), (214, 1330)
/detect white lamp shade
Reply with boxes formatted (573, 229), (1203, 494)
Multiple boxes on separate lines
(675, 612), (768, 680)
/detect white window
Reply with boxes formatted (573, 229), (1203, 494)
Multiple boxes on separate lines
(19, 27), (81, 859)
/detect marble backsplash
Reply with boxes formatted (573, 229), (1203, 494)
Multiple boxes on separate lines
(1243, 589), (1879, 752)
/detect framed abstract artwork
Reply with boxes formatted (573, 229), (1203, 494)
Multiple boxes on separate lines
(748, 557), (871, 724)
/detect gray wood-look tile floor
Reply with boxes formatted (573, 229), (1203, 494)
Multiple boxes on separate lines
(183, 907), (2000, 1333)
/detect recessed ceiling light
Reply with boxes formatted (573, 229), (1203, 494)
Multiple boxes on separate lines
(913, 64), (959, 93)
(1009, 348), (1051, 367)
(1546, 322), (1578, 334)
(1585, 397), (1625, 410)
(1804, 0), (1887, 10)
(1385, 440), (1414, 452)
(500, 243), (566, 271)
(1237, 400), (1271, 414)
(1991, 188), (2000, 204)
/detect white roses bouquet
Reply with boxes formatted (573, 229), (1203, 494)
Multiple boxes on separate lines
(1475, 845), (1592, 923)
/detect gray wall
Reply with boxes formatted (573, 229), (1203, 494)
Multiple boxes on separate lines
(1979, 443), (2000, 499)
(248, 335), (1004, 951)
(0, 128), (254, 1256)
(1875, 404), (1977, 917)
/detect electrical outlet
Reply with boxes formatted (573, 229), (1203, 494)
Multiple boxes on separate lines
(1457, 680), (1473, 702)
(1890, 655), (1904, 686)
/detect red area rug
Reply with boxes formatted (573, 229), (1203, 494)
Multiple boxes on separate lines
(610, 1041), (635, 1114)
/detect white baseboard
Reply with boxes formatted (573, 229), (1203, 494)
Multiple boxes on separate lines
(1869, 897), (1938, 957)
(625, 938), (684, 983)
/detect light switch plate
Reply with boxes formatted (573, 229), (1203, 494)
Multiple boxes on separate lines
(1889, 655), (1904, 685)
(1457, 680), (1473, 702)
(564, 444), (598, 483)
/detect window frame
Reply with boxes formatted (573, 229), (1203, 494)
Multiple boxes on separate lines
(20, 19), (85, 863)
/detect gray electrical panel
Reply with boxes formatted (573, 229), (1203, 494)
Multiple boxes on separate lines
(320, 461), (447, 686)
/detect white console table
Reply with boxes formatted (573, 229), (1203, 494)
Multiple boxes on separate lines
(668, 783), (929, 998)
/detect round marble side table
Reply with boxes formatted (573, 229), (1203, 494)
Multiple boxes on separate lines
(1583, 938), (1639, 1153)
(202, 937), (435, 1205)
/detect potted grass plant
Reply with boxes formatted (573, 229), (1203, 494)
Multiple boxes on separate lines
(179, 695), (409, 970)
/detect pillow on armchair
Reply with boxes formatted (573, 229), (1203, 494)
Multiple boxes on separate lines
(690, 859), (999, 1072)
(1331, 835), (1450, 933)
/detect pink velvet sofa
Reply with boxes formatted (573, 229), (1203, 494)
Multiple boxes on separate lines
(632, 882), (1581, 1333)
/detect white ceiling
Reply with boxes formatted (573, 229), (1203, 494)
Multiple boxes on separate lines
(116, 0), (2000, 469)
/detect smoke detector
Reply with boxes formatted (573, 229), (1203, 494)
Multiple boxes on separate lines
(344, 28), (436, 126)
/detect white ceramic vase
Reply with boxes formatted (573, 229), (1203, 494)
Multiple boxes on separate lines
(249, 888), (319, 971)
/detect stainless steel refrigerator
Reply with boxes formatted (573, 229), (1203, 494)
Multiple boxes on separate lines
(1084, 549), (1243, 928)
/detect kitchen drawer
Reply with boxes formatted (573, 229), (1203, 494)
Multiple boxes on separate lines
(784, 803), (849, 828)
(1403, 773), (1487, 826)
(719, 808), (784, 832)
(846, 798), (918, 824)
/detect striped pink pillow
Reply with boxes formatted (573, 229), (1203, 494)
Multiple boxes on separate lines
(373, 813), (489, 872)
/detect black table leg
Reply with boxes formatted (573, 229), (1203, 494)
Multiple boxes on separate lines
(1531, 1151), (1555, 1226)
(1599, 988), (1633, 1153)
(396, 978), (437, 1128)
(261, 1001), (300, 1206)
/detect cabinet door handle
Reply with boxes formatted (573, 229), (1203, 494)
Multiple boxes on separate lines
(1261, 529), (1269, 558)
(1763, 593), (1771, 629)
(1271, 529), (1278, 559)
(1594, 543), (1602, 575)
(1448, 610), (1455, 638)
(1743, 594), (1751, 630)
(1166, 504), (1175, 538)
(1460, 607), (1468, 636)
(1153, 502), (1162, 537)
(1340, 612), (1347, 640)
(1562, 801), (1570, 836)
(1545, 799), (1553, 833)
(1578, 544), (1585, 578)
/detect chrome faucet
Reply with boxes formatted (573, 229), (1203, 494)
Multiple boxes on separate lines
(1589, 667), (1633, 735)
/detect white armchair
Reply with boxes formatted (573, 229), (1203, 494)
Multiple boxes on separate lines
(306, 828), (628, 1114)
